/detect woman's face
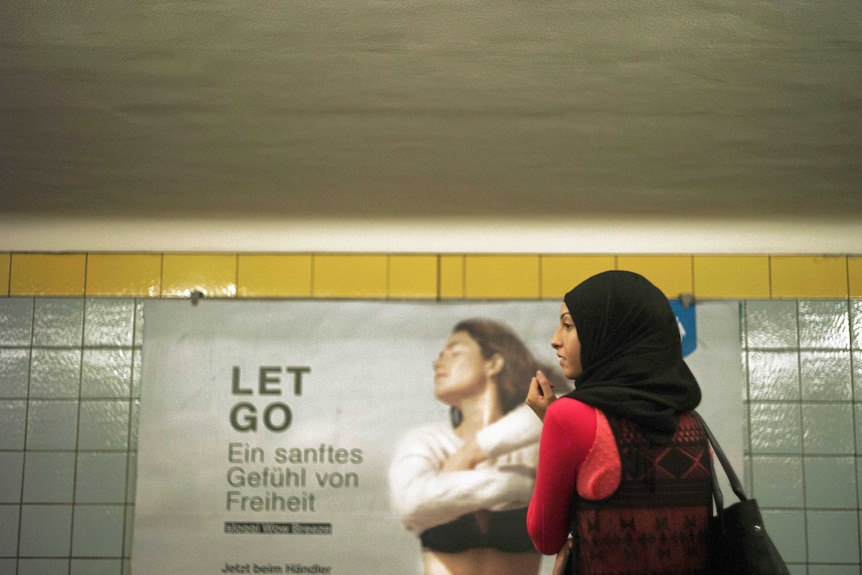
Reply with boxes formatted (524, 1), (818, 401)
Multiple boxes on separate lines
(432, 330), (495, 403)
(551, 302), (583, 379)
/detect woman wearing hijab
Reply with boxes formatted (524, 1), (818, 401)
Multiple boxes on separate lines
(525, 271), (713, 575)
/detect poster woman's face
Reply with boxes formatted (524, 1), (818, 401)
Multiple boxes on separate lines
(432, 331), (493, 404)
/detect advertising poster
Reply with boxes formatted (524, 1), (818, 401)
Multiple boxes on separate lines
(133, 300), (742, 575)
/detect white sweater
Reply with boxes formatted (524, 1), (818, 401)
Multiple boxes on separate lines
(388, 404), (542, 534)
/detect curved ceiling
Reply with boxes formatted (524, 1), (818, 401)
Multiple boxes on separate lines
(1, 0), (860, 226)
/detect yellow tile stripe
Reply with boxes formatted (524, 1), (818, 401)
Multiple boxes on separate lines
(1, 253), (861, 299)
(0, 253), (10, 297)
(87, 253), (162, 297)
(10, 254), (87, 296)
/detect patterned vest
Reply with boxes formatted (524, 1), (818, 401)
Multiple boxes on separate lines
(569, 412), (712, 575)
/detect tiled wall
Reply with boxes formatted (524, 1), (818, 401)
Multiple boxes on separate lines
(1, 298), (142, 575)
(742, 300), (862, 575)
(1, 252), (862, 575)
(1, 253), (861, 299)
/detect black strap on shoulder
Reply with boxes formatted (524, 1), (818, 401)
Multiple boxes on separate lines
(691, 410), (748, 512)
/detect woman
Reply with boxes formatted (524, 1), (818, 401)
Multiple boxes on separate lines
(389, 318), (566, 575)
(525, 271), (713, 575)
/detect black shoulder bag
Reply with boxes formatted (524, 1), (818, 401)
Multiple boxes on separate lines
(692, 411), (790, 575)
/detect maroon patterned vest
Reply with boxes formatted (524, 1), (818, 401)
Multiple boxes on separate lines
(570, 412), (712, 575)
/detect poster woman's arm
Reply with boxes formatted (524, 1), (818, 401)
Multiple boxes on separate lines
(474, 403), (542, 459)
(440, 404), (541, 470)
(389, 430), (535, 533)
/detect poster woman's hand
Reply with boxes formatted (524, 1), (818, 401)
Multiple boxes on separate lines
(442, 438), (487, 471)
(525, 370), (557, 421)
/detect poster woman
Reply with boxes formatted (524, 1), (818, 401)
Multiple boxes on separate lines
(389, 318), (566, 575)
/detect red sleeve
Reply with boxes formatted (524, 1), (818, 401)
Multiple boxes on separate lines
(526, 399), (598, 555)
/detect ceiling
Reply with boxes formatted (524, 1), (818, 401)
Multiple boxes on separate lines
(0, 0), (860, 226)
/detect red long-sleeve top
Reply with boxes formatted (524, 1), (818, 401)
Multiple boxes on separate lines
(526, 398), (622, 555)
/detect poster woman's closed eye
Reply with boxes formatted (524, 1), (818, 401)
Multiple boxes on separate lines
(389, 318), (566, 575)
(525, 271), (713, 575)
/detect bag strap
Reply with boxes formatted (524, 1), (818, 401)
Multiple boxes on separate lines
(691, 410), (748, 509)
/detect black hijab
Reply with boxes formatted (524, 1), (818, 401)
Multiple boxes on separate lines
(562, 270), (701, 435)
